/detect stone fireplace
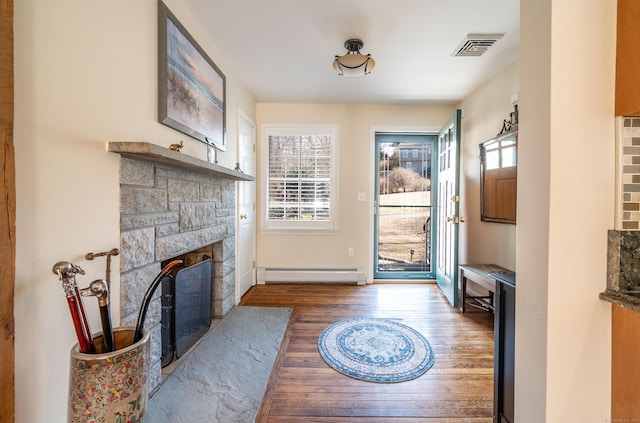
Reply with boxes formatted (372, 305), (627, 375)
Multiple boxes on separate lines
(109, 142), (254, 392)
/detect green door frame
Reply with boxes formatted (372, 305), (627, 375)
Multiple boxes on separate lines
(373, 133), (437, 280)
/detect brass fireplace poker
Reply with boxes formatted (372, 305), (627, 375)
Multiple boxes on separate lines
(85, 248), (119, 296)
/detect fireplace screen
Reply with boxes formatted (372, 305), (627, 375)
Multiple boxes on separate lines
(161, 258), (212, 367)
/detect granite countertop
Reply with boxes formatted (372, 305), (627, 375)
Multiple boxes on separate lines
(599, 289), (640, 313)
(600, 230), (640, 312)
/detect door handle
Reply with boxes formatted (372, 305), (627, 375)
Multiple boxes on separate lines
(240, 214), (247, 220)
(447, 216), (465, 223)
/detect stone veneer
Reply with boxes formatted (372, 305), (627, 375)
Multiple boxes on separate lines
(117, 155), (237, 392)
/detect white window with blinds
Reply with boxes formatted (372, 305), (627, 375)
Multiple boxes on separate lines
(261, 125), (338, 232)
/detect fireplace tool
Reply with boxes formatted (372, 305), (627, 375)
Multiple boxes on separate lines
(52, 261), (95, 353)
(85, 248), (119, 297)
(134, 259), (183, 343)
(80, 279), (114, 352)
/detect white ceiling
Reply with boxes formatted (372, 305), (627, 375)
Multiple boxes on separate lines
(182, 0), (520, 104)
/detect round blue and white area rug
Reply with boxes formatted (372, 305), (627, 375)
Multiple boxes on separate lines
(318, 317), (435, 383)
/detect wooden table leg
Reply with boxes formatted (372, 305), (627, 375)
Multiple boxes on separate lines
(461, 274), (467, 313)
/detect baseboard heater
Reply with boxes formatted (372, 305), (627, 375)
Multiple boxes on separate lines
(257, 267), (366, 285)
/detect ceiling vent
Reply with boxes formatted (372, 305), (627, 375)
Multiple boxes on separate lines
(453, 34), (504, 57)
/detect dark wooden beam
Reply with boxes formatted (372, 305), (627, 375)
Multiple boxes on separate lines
(0, 0), (15, 421)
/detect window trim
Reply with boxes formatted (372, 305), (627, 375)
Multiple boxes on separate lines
(261, 124), (339, 233)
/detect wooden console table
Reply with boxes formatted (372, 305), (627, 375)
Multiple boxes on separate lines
(458, 264), (513, 313)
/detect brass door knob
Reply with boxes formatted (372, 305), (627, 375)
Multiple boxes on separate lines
(447, 216), (465, 223)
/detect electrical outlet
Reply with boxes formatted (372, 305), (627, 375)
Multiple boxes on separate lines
(348, 248), (354, 257)
(357, 192), (366, 201)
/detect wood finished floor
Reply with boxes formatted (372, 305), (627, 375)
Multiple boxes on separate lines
(240, 283), (494, 422)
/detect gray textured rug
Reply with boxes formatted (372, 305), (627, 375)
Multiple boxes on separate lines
(146, 306), (291, 422)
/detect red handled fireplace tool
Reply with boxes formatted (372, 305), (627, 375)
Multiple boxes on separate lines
(134, 259), (183, 343)
(52, 261), (95, 353)
(81, 279), (114, 352)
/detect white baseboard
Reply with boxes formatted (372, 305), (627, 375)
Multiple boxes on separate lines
(257, 267), (367, 285)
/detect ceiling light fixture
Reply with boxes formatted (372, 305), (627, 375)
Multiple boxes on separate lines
(333, 39), (375, 77)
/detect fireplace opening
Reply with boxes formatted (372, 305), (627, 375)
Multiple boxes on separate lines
(160, 246), (214, 367)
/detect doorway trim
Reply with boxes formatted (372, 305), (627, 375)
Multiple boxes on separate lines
(368, 126), (440, 284)
(235, 107), (257, 303)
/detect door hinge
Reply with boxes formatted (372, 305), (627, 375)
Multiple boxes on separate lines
(252, 260), (256, 269)
(253, 144), (256, 153)
(451, 195), (460, 203)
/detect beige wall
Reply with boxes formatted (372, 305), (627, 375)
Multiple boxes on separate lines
(255, 103), (454, 279)
(13, 0), (254, 420)
(256, 63), (520, 279)
(13, 0), (617, 421)
(517, 0), (614, 421)
(458, 61), (519, 269)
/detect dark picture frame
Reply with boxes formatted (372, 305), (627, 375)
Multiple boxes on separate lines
(158, 1), (226, 151)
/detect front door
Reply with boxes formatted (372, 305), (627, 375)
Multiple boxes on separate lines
(236, 110), (256, 302)
(435, 110), (462, 306)
(374, 133), (436, 280)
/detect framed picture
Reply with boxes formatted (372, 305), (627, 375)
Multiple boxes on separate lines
(158, 1), (226, 151)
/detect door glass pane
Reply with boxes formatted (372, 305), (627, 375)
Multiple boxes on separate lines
(377, 140), (433, 275)
(486, 150), (500, 170)
(502, 146), (516, 167)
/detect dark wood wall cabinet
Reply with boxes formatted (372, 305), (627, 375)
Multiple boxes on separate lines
(612, 304), (640, 420)
(491, 272), (516, 423)
(616, 0), (640, 116)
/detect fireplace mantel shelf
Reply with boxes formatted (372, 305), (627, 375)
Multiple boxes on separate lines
(108, 142), (255, 182)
